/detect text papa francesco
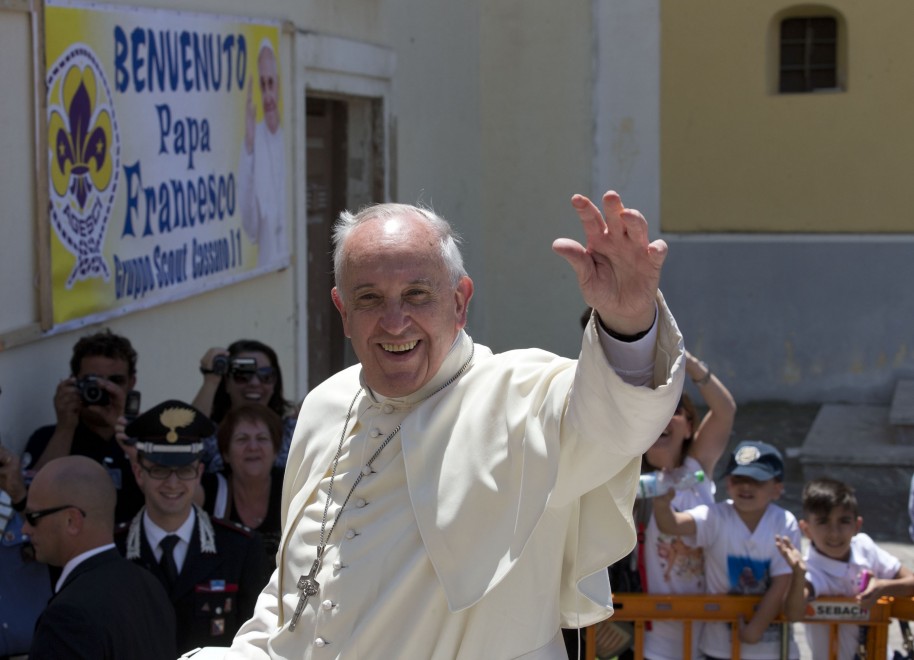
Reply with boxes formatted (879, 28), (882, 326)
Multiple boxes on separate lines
(113, 231), (242, 301)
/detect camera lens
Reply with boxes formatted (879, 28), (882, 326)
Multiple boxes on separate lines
(212, 355), (230, 375)
(78, 377), (110, 406)
(83, 383), (103, 403)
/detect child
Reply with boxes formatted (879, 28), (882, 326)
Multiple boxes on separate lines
(776, 477), (914, 660)
(653, 440), (801, 659)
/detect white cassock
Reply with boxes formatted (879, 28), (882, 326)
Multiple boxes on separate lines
(230, 293), (684, 659)
(237, 121), (287, 268)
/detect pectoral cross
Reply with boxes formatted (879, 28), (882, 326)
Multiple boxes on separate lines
(289, 559), (321, 631)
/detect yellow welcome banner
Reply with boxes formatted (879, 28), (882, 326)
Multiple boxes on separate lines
(46, 1), (287, 328)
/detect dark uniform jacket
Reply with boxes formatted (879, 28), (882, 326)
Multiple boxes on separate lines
(116, 506), (270, 655)
(29, 547), (176, 660)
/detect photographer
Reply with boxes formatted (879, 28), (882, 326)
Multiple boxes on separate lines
(24, 329), (144, 525)
(192, 339), (296, 472)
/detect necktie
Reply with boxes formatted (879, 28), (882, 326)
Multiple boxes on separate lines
(159, 534), (180, 589)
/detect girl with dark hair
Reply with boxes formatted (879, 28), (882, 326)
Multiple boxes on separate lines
(640, 350), (736, 660)
(193, 340), (297, 472)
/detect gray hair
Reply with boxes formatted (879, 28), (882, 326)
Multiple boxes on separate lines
(332, 203), (467, 297)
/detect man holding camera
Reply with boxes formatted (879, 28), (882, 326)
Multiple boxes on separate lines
(24, 329), (144, 525)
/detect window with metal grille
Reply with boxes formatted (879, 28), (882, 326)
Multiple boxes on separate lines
(779, 16), (838, 93)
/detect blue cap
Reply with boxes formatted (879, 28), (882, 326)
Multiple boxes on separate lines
(724, 440), (784, 482)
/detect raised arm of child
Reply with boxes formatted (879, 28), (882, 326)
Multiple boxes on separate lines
(858, 564), (914, 610)
(775, 535), (812, 621)
(740, 573), (792, 644)
(651, 489), (697, 536)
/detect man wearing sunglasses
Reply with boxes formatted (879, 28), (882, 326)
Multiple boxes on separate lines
(117, 399), (270, 656)
(24, 329), (144, 525)
(25, 455), (176, 660)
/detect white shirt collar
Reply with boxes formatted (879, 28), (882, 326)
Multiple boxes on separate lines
(142, 507), (196, 560)
(56, 543), (116, 593)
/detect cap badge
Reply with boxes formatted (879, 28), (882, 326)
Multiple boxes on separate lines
(160, 407), (196, 443)
(735, 446), (761, 465)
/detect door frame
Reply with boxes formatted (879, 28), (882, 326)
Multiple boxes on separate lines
(293, 32), (396, 395)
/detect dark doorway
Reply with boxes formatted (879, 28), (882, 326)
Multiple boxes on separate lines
(306, 97), (348, 388)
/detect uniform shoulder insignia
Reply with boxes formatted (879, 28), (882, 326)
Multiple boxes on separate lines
(212, 516), (254, 537)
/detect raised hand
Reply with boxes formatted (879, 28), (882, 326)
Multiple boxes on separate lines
(53, 378), (82, 431)
(775, 535), (806, 572)
(553, 191), (667, 336)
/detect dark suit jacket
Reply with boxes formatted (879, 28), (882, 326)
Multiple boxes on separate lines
(117, 513), (270, 655)
(29, 547), (176, 660)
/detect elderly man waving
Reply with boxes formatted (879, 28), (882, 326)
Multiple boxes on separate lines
(231, 191), (684, 659)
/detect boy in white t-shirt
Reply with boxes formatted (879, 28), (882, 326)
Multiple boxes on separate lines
(653, 440), (801, 660)
(776, 478), (914, 660)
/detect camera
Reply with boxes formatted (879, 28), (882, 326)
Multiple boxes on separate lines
(76, 376), (110, 406)
(211, 354), (230, 375)
(229, 357), (257, 376)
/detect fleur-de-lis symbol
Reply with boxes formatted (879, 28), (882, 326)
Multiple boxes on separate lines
(48, 66), (112, 210)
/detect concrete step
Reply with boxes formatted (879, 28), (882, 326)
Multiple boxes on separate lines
(799, 403), (914, 541)
(890, 379), (914, 443)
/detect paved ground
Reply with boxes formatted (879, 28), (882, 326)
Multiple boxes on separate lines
(714, 402), (914, 658)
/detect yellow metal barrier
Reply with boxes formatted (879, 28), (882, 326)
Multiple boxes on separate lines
(582, 593), (912, 660)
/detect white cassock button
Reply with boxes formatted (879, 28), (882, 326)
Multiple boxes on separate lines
(370, 428), (381, 438)
(322, 599), (333, 610)
(332, 560), (342, 570)
(382, 403), (394, 414)
(355, 498), (367, 508)
(345, 529), (356, 540)
(315, 637), (327, 647)
(361, 465), (371, 476)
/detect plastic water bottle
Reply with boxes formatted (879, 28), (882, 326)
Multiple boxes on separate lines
(637, 468), (705, 499)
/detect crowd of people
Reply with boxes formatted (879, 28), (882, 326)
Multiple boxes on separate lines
(0, 332), (293, 657)
(1, 191), (913, 660)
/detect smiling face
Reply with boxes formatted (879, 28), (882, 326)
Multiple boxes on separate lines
(800, 505), (862, 561)
(726, 474), (784, 527)
(224, 418), (276, 481)
(258, 47), (279, 134)
(646, 405), (693, 470)
(133, 458), (202, 530)
(331, 213), (473, 398)
(225, 351), (276, 408)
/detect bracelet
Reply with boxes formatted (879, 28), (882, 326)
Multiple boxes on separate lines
(199, 366), (216, 375)
(693, 362), (712, 386)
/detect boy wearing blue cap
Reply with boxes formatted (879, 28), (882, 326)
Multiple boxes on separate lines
(653, 440), (802, 659)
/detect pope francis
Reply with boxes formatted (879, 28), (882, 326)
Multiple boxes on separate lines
(228, 191), (685, 659)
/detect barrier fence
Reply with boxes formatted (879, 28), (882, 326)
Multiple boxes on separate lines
(582, 593), (914, 660)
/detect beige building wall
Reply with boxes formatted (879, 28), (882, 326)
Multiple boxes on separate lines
(478, 1), (595, 353)
(661, 0), (914, 233)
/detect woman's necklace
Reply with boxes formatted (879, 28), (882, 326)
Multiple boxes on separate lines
(288, 343), (474, 631)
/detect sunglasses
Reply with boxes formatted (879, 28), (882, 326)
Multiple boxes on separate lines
(230, 366), (277, 385)
(139, 462), (200, 481)
(24, 504), (87, 526)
